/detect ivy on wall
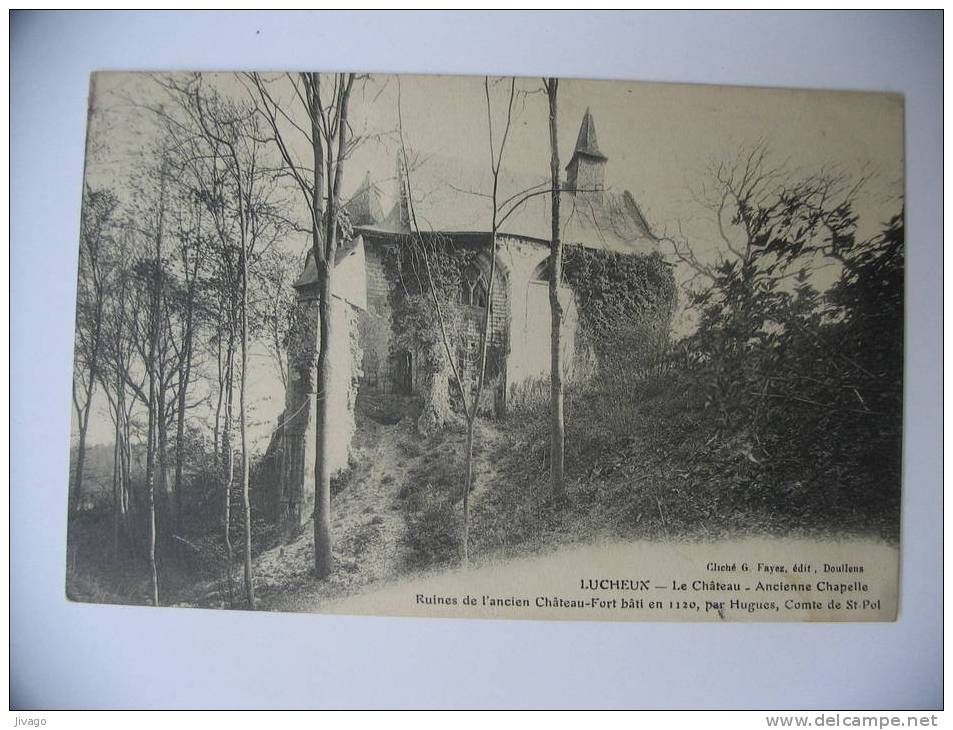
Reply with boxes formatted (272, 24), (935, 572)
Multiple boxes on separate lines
(382, 235), (473, 371)
(561, 245), (678, 378)
(378, 236), (677, 425)
(379, 237), (469, 429)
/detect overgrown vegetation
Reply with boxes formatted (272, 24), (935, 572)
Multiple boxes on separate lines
(383, 236), (470, 430)
(394, 427), (466, 569)
(69, 72), (903, 613)
(404, 159), (903, 562)
(563, 246), (678, 382)
(66, 443), (281, 606)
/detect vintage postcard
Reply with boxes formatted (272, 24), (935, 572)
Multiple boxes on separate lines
(67, 71), (903, 621)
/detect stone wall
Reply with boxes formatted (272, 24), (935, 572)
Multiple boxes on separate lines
(276, 296), (362, 531)
(364, 243), (390, 314)
(358, 243), (394, 393)
(358, 234), (583, 416)
(359, 236), (511, 405)
(498, 236), (580, 404)
(455, 256), (509, 388)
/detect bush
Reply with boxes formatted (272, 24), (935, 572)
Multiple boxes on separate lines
(674, 195), (904, 535)
(563, 246), (677, 381)
(401, 499), (461, 569)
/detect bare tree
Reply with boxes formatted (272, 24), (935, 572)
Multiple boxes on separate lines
(246, 71), (358, 579)
(257, 246), (301, 390)
(142, 74), (288, 607)
(542, 77), (565, 502)
(146, 82), (239, 601)
(168, 193), (206, 535)
(97, 226), (141, 561)
(662, 144), (866, 289)
(397, 76), (519, 566)
(129, 154), (173, 607)
(71, 185), (119, 517)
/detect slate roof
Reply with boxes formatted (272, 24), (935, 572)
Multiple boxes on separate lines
(354, 151), (657, 255)
(307, 111), (658, 258)
(343, 171), (385, 227)
(293, 237), (361, 290)
(571, 107), (608, 162)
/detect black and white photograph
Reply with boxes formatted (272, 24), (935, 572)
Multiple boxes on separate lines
(10, 7), (946, 715)
(63, 69), (905, 622)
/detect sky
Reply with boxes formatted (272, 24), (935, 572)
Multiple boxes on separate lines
(75, 70), (905, 448)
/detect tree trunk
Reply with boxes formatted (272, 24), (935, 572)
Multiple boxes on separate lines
(147, 162), (166, 607)
(546, 78), (566, 503)
(213, 322), (224, 459)
(147, 472), (158, 606)
(156, 383), (171, 542)
(70, 385), (94, 516)
(462, 155), (504, 564)
(222, 323), (236, 604)
(173, 310), (194, 535)
(146, 385), (159, 607)
(239, 251), (256, 609)
(71, 414), (88, 515)
(313, 261), (333, 578)
(111, 397), (121, 561)
(461, 417), (476, 566)
(461, 232), (500, 566)
(112, 367), (127, 559)
(416, 348), (452, 435)
(309, 71), (333, 579)
(250, 71), (355, 578)
(121, 407), (132, 518)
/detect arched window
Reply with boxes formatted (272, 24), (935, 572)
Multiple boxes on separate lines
(532, 259), (568, 284)
(532, 260), (552, 282)
(459, 268), (488, 308)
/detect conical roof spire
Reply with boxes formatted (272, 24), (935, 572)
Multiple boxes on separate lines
(343, 170), (384, 226)
(573, 107), (608, 161)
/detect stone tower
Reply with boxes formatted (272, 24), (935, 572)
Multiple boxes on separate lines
(565, 108), (608, 200)
(345, 171), (385, 227)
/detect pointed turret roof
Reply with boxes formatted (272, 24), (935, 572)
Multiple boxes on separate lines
(572, 108), (608, 161)
(360, 151), (655, 254)
(343, 171), (384, 226)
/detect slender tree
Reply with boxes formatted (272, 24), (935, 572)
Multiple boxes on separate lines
(169, 197), (205, 534)
(542, 77), (566, 502)
(397, 76), (519, 565)
(159, 74), (292, 607)
(97, 217), (153, 560)
(71, 186), (119, 517)
(98, 241), (135, 560)
(258, 247), (300, 390)
(134, 155), (171, 607)
(246, 71), (358, 579)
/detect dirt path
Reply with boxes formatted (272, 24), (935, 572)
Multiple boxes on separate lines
(254, 417), (414, 612)
(208, 409), (511, 613)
